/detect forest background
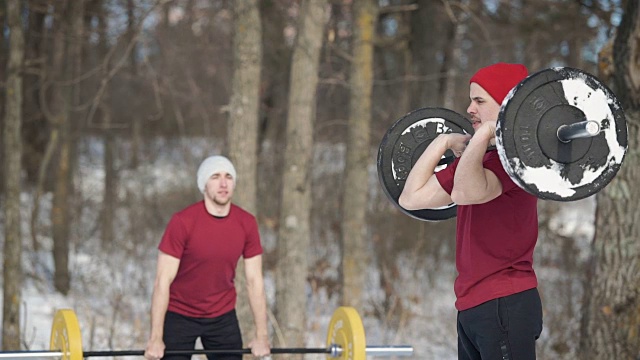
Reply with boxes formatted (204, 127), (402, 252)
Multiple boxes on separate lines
(2, 0), (640, 359)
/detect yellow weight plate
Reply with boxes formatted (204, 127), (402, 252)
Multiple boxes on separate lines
(326, 307), (366, 360)
(50, 309), (83, 360)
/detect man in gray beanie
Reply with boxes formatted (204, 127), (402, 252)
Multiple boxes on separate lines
(145, 155), (271, 360)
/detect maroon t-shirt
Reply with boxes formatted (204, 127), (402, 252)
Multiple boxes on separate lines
(159, 201), (263, 318)
(436, 150), (538, 311)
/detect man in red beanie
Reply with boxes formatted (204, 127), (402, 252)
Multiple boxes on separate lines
(399, 63), (542, 360)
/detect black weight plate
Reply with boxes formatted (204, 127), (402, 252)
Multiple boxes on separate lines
(377, 107), (474, 221)
(496, 67), (628, 201)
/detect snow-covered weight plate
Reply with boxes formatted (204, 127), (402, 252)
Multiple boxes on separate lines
(496, 67), (628, 201)
(377, 107), (474, 221)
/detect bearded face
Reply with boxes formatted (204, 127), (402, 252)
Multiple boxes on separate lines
(204, 172), (235, 206)
(467, 82), (501, 130)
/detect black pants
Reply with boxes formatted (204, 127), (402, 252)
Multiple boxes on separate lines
(457, 288), (543, 360)
(163, 310), (243, 360)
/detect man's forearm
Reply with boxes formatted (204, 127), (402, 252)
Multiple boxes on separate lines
(399, 136), (448, 199)
(404, 136), (448, 192)
(247, 282), (269, 339)
(453, 125), (496, 202)
(149, 286), (170, 341)
(398, 133), (463, 210)
(456, 128), (490, 181)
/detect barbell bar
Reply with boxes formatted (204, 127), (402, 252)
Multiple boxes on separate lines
(0, 346), (414, 358)
(556, 120), (601, 143)
(0, 307), (413, 360)
(377, 67), (628, 221)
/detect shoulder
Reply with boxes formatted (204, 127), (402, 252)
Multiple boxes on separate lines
(230, 204), (259, 228)
(170, 201), (205, 223)
(230, 204), (257, 221)
(177, 201), (204, 214)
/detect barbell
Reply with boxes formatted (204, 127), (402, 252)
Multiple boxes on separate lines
(0, 307), (413, 360)
(377, 67), (628, 221)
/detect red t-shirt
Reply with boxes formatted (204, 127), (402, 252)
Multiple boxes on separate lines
(436, 150), (538, 311)
(159, 201), (263, 318)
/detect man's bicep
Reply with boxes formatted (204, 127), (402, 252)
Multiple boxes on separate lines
(422, 175), (455, 208)
(465, 169), (503, 204)
(244, 255), (263, 282)
(155, 251), (180, 285)
(486, 168), (506, 195)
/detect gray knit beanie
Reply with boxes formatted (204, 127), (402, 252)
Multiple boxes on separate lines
(196, 155), (237, 193)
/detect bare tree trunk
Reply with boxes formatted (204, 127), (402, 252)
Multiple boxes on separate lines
(276, 0), (328, 355)
(2, 0), (25, 350)
(127, 0), (141, 168)
(52, 0), (83, 294)
(0, 0), (5, 193)
(340, 0), (377, 309)
(228, 2), (261, 212)
(227, 0), (262, 343)
(258, 0), (292, 231)
(398, 24), (412, 116)
(0, 0), (5, 81)
(102, 109), (116, 248)
(29, 0), (56, 253)
(436, 5), (457, 107)
(52, 135), (72, 294)
(439, 1), (465, 109)
(408, 0), (440, 109)
(579, 1), (640, 358)
(22, 0), (48, 187)
(93, 0), (116, 249)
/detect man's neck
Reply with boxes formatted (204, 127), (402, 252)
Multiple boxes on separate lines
(204, 198), (231, 217)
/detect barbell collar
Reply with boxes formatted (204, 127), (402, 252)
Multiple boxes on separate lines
(556, 120), (600, 142)
(0, 351), (64, 358)
(329, 344), (414, 358)
(365, 345), (415, 357)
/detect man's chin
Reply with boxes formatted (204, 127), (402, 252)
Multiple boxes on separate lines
(214, 198), (231, 206)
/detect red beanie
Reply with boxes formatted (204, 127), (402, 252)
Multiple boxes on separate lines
(469, 63), (528, 104)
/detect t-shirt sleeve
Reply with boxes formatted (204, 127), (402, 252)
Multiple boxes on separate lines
(243, 215), (263, 259)
(484, 152), (519, 194)
(158, 214), (188, 259)
(435, 158), (459, 195)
